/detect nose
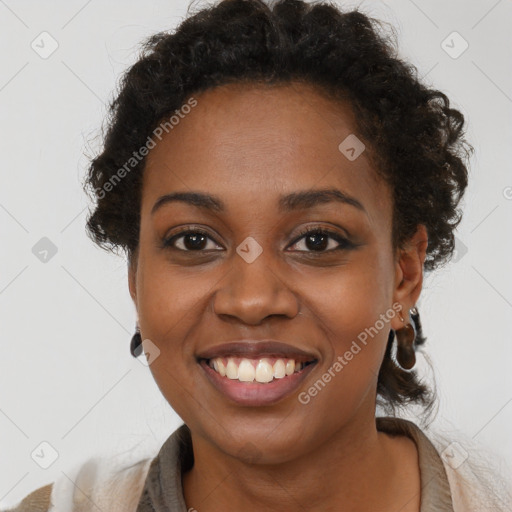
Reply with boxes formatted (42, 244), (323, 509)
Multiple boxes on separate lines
(212, 245), (300, 326)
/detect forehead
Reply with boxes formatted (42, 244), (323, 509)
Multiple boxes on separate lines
(143, 82), (390, 223)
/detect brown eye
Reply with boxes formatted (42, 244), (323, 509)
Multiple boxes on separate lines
(163, 229), (223, 252)
(288, 228), (354, 253)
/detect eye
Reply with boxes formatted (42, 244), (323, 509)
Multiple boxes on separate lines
(162, 226), (354, 254)
(288, 227), (353, 253)
(162, 228), (223, 252)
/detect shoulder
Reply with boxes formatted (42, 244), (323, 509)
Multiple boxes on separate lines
(420, 423), (512, 512)
(1, 455), (154, 512)
(1, 483), (53, 512)
(377, 416), (512, 512)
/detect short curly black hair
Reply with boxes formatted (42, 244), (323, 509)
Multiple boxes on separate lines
(84, 0), (473, 416)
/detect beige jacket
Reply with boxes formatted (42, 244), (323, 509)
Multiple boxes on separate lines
(3, 417), (511, 511)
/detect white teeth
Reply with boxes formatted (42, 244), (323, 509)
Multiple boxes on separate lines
(226, 359), (239, 379)
(273, 359), (286, 379)
(238, 359), (255, 382)
(209, 356), (312, 383)
(217, 359), (226, 377)
(255, 358), (274, 383)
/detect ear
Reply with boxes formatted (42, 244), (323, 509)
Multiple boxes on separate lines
(390, 224), (428, 329)
(128, 253), (138, 306)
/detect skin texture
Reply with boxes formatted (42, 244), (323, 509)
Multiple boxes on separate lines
(129, 82), (428, 511)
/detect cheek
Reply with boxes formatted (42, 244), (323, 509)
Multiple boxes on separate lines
(135, 258), (216, 420)
(313, 246), (393, 338)
(136, 258), (214, 354)
(302, 250), (394, 398)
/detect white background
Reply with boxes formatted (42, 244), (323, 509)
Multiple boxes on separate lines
(1, 0), (511, 507)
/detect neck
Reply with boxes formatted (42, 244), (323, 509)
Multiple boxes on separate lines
(182, 416), (419, 512)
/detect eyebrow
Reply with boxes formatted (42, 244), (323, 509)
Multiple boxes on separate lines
(151, 188), (366, 215)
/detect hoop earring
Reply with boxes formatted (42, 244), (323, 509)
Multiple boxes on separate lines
(394, 306), (417, 370)
(130, 327), (143, 358)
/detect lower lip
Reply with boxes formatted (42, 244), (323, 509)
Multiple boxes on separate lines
(199, 359), (318, 406)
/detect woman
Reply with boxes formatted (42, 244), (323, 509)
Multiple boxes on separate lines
(5, 0), (511, 510)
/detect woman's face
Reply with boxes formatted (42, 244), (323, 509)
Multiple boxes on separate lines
(129, 82), (425, 463)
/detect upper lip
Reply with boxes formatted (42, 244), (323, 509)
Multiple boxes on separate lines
(196, 340), (318, 362)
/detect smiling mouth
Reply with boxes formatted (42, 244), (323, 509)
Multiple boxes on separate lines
(199, 356), (317, 384)
(196, 340), (319, 405)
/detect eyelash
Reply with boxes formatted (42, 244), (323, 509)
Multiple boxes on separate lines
(292, 227), (354, 252)
(162, 226), (354, 254)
